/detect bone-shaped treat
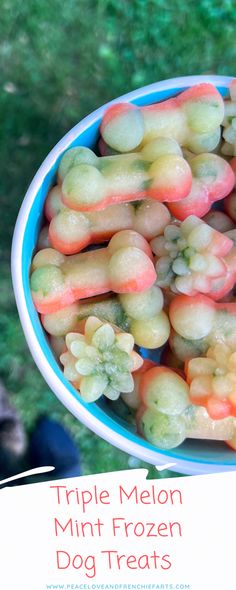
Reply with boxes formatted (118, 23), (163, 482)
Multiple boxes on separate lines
(58, 142), (192, 211)
(121, 362), (236, 449)
(169, 294), (236, 362)
(47, 153), (234, 255)
(100, 83), (224, 153)
(136, 366), (190, 450)
(121, 359), (236, 449)
(168, 153), (235, 221)
(45, 187), (171, 254)
(30, 230), (157, 314)
(151, 215), (234, 298)
(136, 366), (218, 449)
(115, 360), (236, 449)
(41, 286), (170, 350)
(135, 365), (236, 449)
(57, 137), (183, 183)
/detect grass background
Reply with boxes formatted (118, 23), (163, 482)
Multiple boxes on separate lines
(1, 0), (236, 477)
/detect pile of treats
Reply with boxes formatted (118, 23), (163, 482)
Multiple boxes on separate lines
(30, 80), (236, 451)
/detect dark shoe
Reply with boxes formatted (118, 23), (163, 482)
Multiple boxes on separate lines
(29, 416), (81, 479)
(0, 380), (27, 458)
(0, 380), (27, 483)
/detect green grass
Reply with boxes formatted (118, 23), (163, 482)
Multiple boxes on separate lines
(0, 0), (236, 476)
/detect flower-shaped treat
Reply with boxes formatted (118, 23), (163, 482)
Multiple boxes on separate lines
(151, 215), (233, 297)
(60, 316), (143, 402)
(185, 342), (236, 419)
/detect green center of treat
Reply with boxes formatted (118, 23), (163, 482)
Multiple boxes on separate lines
(154, 215), (222, 295)
(64, 318), (140, 402)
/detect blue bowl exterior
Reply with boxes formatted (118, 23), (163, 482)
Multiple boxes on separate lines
(12, 76), (236, 474)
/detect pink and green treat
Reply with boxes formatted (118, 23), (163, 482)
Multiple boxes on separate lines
(135, 364), (236, 449)
(168, 153), (235, 221)
(45, 187), (171, 254)
(41, 286), (170, 350)
(136, 366), (190, 449)
(100, 83), (224, 154)
(30, 230), (156, 314)
(185, 342), (236, 419)
(59, 141), (192, 211)
(169, 294), (236, 362)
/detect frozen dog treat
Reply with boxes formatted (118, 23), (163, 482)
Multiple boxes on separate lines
(100, 84), (224, 153)
(30, 230), (156, 314)
(59, 142), (192, 211)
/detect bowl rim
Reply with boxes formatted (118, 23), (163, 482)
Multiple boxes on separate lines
(11, 74), (236, 476)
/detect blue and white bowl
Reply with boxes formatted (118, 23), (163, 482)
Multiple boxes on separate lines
(11, 75), (236, 475)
